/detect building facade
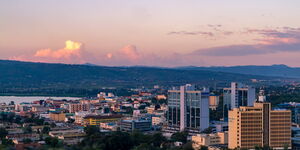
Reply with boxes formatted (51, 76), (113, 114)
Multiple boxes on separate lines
(49, 112), (66, 122)
(192, 132), (228, 149)
(167, 84), (209, 132)
(120, 118), (152, 132)
(209, 95), (220, 110)
(83, 114), (123, 126)
(223, 82), (256, 110)
(69, 103), (90, 113)
(277, 102), (300, 125)
(228, 102), (291, 149)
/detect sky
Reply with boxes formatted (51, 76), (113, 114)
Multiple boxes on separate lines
(1, 0), (300, 67)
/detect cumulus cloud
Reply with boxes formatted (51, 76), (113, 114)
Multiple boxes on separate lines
(102, 45), (141, 64)
(119, 45), (141, 61)
(12, 26), (300, 66)
(11, 40), (89, 64)
(98, 45), (206, 67)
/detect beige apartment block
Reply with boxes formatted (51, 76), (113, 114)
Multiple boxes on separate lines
(228, 102), (291, 149)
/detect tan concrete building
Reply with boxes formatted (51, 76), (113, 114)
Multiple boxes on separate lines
(228, 102), (291, 149)
(32, 105), (48, 112)
(69, 103), (90, 113)
(49, 112), (66, 122)
(192, 132), (228, 149)
(209, 95), (219, 110)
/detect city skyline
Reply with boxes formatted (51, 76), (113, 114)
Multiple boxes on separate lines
(1, 0), (300, 66)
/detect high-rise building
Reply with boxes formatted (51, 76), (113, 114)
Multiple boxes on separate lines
(167, 84), (209, 132)
(228, 102), (291, 149)
(223, 82), (256, 110)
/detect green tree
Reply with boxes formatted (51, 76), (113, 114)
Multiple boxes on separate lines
(133, 143), (159, 150)
(45, 137), (60, 147)
(200, 145), (208, 150)
(84, 126), (100, 136)
(23, 126), (32, 133)
(183, 142), (194, 150)
(0, 128), (8, 140)
(171, 131), (188, 144)
(150, 132), (167, 147)
(103, 131), (134, 150)
(130, 130), (150, 146)
(1, 138), (14, 146)
(23, 138), (32, 144)
(50, 122), (56, 128)
(42, 126), (51, 134)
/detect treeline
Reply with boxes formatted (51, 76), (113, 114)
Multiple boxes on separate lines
(43, 126), (199, 150)
(265, 85), (300, 105)
(0, 88), (136, 97)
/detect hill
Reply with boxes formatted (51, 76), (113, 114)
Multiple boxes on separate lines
(176, 64), (300, 78)
(0, 60), (277, 96)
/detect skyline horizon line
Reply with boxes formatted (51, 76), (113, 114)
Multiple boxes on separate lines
(1, 59), (295, 68)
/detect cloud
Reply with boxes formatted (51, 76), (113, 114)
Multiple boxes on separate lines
(97, 45), (206, 66)
(103, 45), (141, 63)
(167, 31), (214, 37)
(119, 45), (141, 61)
(193, 27), (300, 56)
(167, 24), (235, 38)
(207, 24), (222, 28)
(11, 26), (300, 67)
(11, 40), (89, 64)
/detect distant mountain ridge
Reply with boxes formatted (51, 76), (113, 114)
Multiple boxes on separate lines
(176, 64), (300, 78)
(0, 60), (277, 90)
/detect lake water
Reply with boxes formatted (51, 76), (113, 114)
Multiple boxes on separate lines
(0, 96), (81, 104)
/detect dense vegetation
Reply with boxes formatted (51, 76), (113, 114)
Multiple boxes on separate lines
(0, 60), (276, 96)
(266, 85), (300, 105)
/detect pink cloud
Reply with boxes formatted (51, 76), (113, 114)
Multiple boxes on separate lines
(10, 26), (300, 67)
(119, 45), (141, 61)
(11, 40), (88, 64)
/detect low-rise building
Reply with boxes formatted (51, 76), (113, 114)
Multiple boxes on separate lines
(83, 114), (123, 126)
(210, 121), (228, 132)
(69, 103), (90, 113)
(7, 134), (40, 144)
(192, 132), (228, 149)
(100, 122), (118, 131)
(49, 112), (66, 122)
(156, 95), (167, 100)
(74, 111), (90, 125)
(152, 116), (165, 126)
(49, 129), (86, 145)
(32, 105), (48, 112)
(120, 118), (152, 132)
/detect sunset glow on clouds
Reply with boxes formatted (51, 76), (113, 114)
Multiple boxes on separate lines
(2, 0), (300, 66)
(9, 26), (300, 67)
(11, 40), (87, 64)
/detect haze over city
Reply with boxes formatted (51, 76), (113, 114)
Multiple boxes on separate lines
(1, 0), (300, 66)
